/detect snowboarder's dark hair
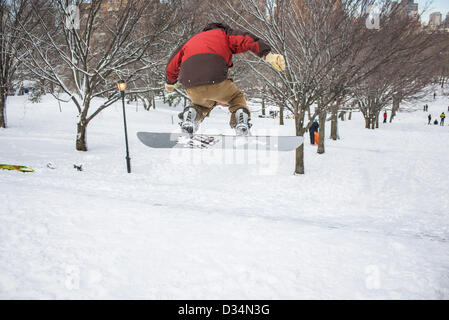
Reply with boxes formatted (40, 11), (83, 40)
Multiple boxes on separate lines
(203, 22), (231, 34)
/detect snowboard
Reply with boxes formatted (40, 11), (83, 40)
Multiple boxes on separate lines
(0, 164), (35, 172)
(137, 132), (304, 151)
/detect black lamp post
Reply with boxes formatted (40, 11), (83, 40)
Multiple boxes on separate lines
(117, 80), (131, 173)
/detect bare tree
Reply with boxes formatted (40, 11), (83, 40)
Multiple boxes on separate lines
(354, 20), (439, 129)
(0, 0), (40, 128)
(213, 0), (391, 174)
(212, 0), (445, 174)
(344, 4), (446, 125)
(16, 0), (181, 151)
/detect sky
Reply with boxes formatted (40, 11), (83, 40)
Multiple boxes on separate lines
(418, 0), (449, 24)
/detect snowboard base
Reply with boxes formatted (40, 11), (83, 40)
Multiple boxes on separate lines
(137, 132), (304, 151)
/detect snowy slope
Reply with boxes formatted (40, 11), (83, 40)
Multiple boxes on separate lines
(0, 92), (448, 299)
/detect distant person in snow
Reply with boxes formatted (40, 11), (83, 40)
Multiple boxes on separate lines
(383, 111), (388, 123)
(428, 114), (432, 125)
(309, 119), (319, 145)
(165, 22), (285, 136)
(434, 119), (439, 125)
(441, 113), (446, 126)
(434, 92), (436, 99)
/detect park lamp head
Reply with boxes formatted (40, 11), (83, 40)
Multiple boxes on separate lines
(117, 80), (127, 92)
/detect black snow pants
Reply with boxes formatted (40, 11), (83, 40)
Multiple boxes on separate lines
(309, 131), (315, 145)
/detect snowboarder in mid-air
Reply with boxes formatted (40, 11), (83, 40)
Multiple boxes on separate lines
(164, 23), (285, 136)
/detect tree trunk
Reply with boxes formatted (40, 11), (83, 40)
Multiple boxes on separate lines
(294, 113), (305, 175)
(76, 121), (88, 151)
(348, 111), (352, 120)
(375, 112), (379, 129)
(0, 94), (6, 128)
(330, 107), (338, 140)
(279, 105), (284, 125)
(317, 111), (326, 154)
(389, 108), (396, 122)
(152, 95), (156, 109)
(365, 117), (370, 129)
(390, 97), (400, 123)
(40, 79), (45, 95)
(295, 143), (304, 174)
(261, 97), (265, 116)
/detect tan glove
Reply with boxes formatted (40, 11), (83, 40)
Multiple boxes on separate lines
(265, 53), (285, 71)
(165, 82), (178, 93)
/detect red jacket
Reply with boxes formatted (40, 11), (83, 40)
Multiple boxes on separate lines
(166, 23), (271, 88)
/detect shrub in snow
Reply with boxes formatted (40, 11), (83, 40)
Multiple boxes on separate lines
(29, 87), (42, 103)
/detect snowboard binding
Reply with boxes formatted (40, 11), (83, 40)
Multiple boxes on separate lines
(179, 106), (199, 134)
(234, 108), (252, 136)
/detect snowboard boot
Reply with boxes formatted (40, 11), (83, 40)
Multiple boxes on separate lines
(178, 106), (199, 134)
(231, 108), (252, 136)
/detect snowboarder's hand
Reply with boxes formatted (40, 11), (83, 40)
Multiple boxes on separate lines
(265, 53), (285, 71)
(165, 82), (178, 93)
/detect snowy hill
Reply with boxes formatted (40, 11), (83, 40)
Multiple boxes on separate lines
(1, 92), (449, 299)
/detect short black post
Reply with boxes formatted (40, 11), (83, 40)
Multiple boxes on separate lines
(118, 81), (131, 173)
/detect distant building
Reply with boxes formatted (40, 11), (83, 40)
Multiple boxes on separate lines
(392, 0), (420, 23)
(403, 0), (418, 14)
(429, 12), (442, 27)
(403, 0), (419, 21)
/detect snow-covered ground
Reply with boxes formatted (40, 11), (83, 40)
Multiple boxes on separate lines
(1, 91), (449, 299)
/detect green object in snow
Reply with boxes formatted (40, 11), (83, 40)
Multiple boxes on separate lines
(0, 164), (35, 172)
